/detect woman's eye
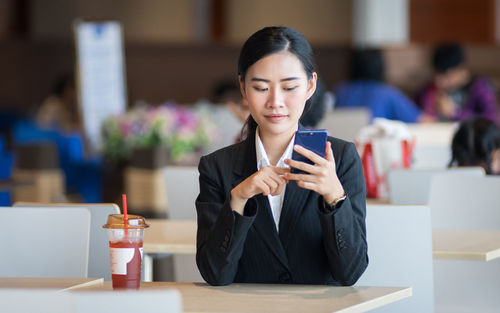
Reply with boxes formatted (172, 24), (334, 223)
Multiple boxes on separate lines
(284, 86), (298, 91)
(253, 86), (268, 92)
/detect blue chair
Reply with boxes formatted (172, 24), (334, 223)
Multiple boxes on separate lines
(12, 120), (102, 202)
(0, 134), (13, 205)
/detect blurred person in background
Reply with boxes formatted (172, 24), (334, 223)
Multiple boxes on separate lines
(418, 43), (499, 124)
(36, 74), (80, 132)
(334, 48), (429, 123)
(449, 117), (500, 175)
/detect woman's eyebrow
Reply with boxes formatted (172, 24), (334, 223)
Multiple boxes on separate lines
(250, 77), (300, 82)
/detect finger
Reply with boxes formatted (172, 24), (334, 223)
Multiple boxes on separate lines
(270, 166), (291, 176)
(267, 173), (287, 195)
(262, 176), (279, 192)
(284, 158), (318, 175)
(258, 181), (272, 196)
(325, 141), (335, 163)
(272, 180), (286, 196)
(296, 180), (318, 192)
(293, 145), (327, 165)
(286, 172), (317, 183)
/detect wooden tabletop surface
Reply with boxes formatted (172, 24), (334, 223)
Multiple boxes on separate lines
(143, 219), (197, 254)
(433, 229), (500, 261)
(0, 277), (104, 290)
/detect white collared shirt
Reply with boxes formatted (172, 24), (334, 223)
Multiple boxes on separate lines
(255, 127), (295, 232)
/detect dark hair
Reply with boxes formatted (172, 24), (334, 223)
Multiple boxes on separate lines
(238, 26), (316, 136)
(52, 73), (75, 96)
(449, 117), (500, 174)
(432, 43), (465, 73)
(299, 76), (326, 127)
(349, 48), (384, 81)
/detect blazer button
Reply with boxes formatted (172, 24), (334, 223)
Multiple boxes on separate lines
(279, 272), (291, 283)
(220, 246), (226, 253)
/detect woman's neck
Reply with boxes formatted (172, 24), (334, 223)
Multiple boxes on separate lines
(259, 126), (297, 165)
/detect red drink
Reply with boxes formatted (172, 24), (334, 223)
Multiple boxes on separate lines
(103, 214), (149, 290)
(109, 240), (143, 289)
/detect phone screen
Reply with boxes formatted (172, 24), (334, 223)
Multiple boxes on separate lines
(291, 129), (327, 174)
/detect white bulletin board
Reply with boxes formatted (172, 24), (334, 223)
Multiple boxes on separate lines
(74, 20), (127, 152)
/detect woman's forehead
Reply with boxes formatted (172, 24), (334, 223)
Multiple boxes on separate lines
(246, 51), (306, 79)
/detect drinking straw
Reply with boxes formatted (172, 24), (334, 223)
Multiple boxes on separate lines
(122, 193), (128, 236)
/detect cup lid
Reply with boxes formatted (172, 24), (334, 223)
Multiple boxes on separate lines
(103, 214), (150, 229)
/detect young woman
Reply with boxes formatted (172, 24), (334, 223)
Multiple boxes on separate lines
(196, 26), (368, 286)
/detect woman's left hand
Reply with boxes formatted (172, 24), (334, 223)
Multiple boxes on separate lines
(284, 141), (344, 204)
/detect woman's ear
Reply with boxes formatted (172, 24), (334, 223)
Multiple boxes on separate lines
(239, 75), (246, 99)
(306, 72), (318, 101)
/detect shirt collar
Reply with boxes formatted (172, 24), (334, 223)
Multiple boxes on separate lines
(255, 127), (295, 170)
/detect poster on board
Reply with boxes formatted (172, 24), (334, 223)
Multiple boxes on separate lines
(74, 20), (127, 153)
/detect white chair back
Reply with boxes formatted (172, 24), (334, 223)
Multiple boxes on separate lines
(434, 259), (500, 313)
(164, 166), (204, 282)
(356, 205), (434, 313)
(0, 207), (90, 277)
(317, 107), (370, 142)
(0, 289), (72, 313)
(72, 290), (182, 313)
(428, 175), (500, 312)
(412, 144), (452, 169)
(163, 166), (199, 219)
(408, 122), (457, 169)
(0, 289), (182, 313)
(388, 167), (485, 204)
(163, 166), (203, 282)
(428, 175), (500, 229)
(13, 202), (120, 280)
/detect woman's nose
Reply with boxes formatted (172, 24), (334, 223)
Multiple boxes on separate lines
(267, 88), (284, 108)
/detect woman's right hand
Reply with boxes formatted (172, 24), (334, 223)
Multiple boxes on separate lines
(230, 166), (289, 215)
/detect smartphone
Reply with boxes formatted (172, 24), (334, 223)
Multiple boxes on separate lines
(291, 129), (328, 174)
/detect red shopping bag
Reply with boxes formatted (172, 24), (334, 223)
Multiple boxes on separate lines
(359, 138), (414, 198)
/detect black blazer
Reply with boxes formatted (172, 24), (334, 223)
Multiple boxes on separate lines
(195, 130), (368, 286)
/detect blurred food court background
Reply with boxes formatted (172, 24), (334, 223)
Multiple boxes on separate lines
(1, 0), (499, 214)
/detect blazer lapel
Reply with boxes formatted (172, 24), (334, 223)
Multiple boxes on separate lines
(232, 133), (290, 270)
(278, 180), (311, 248)
(279, 124), (312, 248)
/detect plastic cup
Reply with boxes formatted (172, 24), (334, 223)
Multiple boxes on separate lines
(103, 214), (149, 290)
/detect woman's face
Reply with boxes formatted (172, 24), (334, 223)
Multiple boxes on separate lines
(240, 51), (316, 139)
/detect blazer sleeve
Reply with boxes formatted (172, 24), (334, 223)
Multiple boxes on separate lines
(317, 140), (368, 286)
(195, 155), (257, 286)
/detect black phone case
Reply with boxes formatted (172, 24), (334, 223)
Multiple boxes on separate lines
(291, 129), (327, 174)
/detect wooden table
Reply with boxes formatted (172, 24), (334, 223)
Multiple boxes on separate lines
(74, 281), (412, 313)
(142, 219), (197, 281)
(0, 277), (104, 290)
(433, 229), (500, 261)
(366, 198), (391, 206)
(143, 219), (196, 254)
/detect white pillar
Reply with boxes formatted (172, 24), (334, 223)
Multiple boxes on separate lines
(353, 0), (409, 47)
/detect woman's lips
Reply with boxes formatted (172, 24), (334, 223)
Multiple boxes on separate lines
(265, 114), (288, 122)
